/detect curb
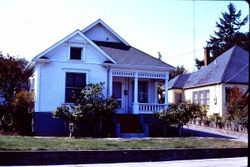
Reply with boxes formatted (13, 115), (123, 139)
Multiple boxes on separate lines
(0, 148), (248, 165)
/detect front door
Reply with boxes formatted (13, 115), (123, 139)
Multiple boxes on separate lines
(113, 81), (126, 113)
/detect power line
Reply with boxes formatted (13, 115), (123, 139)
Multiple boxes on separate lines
(167, 48), (203, 59)
(224, 64), (249, 83)
(193, 0), (196, 72)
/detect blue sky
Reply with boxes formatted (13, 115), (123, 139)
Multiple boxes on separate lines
(0, 0), (249, 72)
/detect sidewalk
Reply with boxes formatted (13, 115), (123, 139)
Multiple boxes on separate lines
(11, 157), (248, 167)
(184, 124), (248, 142)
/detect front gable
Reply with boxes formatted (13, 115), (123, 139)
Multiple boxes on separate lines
(31, 30), (116, 64)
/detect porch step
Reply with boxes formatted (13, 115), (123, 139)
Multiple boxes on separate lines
(120, 133), (145, 138)
(116, 114), (143, 133)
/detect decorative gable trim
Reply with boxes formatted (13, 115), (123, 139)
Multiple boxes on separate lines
(32, 29), (117, 64)
(81, 19), (130, 46)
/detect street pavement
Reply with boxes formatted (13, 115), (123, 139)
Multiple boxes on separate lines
(8, 157), (248, 167)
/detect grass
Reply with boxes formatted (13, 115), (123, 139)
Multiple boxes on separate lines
(0, 135), (247, 151)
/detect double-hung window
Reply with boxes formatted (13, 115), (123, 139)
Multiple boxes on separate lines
(65, 72), (86, 103)
(192, 90), (210, 106)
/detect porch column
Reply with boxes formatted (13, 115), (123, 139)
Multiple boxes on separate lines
(108, 68), (113, 96)
(164, 73), (169, 109)
(133, 72), (139, 114)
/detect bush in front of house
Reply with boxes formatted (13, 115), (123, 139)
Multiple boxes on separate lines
(53, 82), (119, 137)
(226, 87), (248, 132)
(155, 100), (206, 136)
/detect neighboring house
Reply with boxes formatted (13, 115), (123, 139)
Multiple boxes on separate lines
(26, 19), (175, 136)
(168, 45), (249, 116)
(168, 74), (191, 104)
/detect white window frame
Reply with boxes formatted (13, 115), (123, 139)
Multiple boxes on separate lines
(62, 69), (89, 104)
(67, 41), (85, 61)
(192, 90), (210, 106)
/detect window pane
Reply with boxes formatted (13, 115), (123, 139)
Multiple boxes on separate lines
(113, 82), (122, 99)
(70, 47), (82, 60)
(193, 92), (198, 103)
(66, 73), (74, 87)
(138, 81), (148, 103)
(75, 74), (86, 87)
(225, 87), (231, 103)
(65, 88), (75, 103)
(65, 72), (86, 103)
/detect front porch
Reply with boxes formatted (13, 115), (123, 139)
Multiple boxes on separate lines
(108, 70), (169, 114)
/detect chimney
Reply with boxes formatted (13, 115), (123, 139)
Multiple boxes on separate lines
(204, 48), (210, 66)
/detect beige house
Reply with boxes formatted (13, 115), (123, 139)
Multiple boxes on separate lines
(168, 45), (249, 116)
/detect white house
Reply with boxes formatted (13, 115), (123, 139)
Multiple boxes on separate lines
(168, 45), (249, 116)
(26, 19), (175, 136)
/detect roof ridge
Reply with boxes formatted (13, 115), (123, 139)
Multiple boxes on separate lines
(220, 45), (237, 82)
(223, 64), (249, 83)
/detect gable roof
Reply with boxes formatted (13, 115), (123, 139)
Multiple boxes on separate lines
(81, 19), (130, 46)
(168, 74), (191, 89)
(184, 45), (249, 89)
(26, 19), (175, 72)
(95, 41), (175, 70)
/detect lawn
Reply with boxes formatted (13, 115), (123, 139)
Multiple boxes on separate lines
(0, 135), (247, 151)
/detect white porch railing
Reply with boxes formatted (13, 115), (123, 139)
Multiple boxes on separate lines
(138, 103), (167, 113)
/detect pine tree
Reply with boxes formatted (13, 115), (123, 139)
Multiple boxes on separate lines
(195, 3), (249, 69)
(169, 65), (188, 80)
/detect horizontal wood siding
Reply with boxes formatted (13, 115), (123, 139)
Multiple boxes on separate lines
(37, 37), (108, 112)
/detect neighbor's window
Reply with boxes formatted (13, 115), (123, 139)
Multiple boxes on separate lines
(70, 47), (82, 60)
(225, 87), (232, 104)
(65, 72), (86, 103)
(192, 90), (210, 105)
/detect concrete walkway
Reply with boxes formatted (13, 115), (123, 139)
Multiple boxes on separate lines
(184, 124), (248, 142)
(11, 157), (248, 167)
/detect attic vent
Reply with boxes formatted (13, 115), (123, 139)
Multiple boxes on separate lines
(106, 37), (109, 41)
(104, 60), (113, 64)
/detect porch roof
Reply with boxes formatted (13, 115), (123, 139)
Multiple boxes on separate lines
(94, 41), (175, 71)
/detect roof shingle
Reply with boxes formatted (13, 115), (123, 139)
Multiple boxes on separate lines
(184, 45), (249, 88)
(94, 41), (175, 69)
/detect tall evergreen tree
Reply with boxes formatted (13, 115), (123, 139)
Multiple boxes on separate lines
(169, 65), (188, 80)
(195, 3), (249, 69)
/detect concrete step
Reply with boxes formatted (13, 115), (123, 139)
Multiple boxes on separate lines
(120, 133), (145, 138)
(116, 114), (143, 133)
